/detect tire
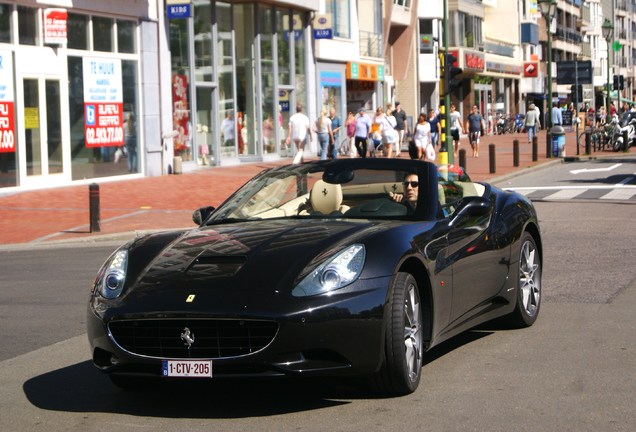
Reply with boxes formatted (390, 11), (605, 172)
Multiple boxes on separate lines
(371, 272), (423, 395)
(507, 232), (541, 328)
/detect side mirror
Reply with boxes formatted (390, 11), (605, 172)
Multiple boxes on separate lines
(192, 206), (215, 226)
(449, 196), (490, 227)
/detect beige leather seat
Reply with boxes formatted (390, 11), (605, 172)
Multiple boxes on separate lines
(310, 180), (345, 215)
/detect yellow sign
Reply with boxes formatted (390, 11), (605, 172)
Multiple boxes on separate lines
(24, 107), (39, 129)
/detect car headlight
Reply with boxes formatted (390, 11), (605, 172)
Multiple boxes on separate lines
(292, 244), (365, 297)
(96, 249), (129, 299)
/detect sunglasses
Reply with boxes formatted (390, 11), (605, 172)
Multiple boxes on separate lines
(402, 181), (419, 188)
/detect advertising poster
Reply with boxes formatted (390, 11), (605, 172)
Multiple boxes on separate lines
(83, 57), (124, 147)
(0, 50), (15, 153)
(172, 72), (190, 153)
(44, 8), (68, 44)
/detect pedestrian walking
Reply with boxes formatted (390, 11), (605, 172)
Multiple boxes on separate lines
(465, 105), (486, 158)
(286, 104), (312, 164)
(412, 113), (432, 160)
(393, 102), (407, 157)
(524, 103), (539, 145)
(328, 108), (342, 159)
(313, 108), (333, 160)
(449, 103), (462, 158)
(354, 108), (372, 158)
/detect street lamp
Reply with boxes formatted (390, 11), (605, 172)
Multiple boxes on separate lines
(538, 0), (557, 131)
(602, 18), (614, 118)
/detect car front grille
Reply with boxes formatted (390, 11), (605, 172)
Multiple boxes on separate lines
(108, 318), (278, 359)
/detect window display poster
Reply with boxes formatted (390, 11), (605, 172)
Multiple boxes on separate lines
(172, 72), (191, 152)
(83, 57), (124, 147)
(0, 50), (15, 153)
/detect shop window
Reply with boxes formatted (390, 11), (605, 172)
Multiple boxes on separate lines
(169, 18), (192, 161)
(294, 14), (306, 111)
(276, 9), (291, 85)
(326, 0), (350, 39)
(67, 13), (88, 50)
(0, 3), (11, 43)
(259, 6), (276, 154)
(194, 0), (213, 82)
(18, 6), (38, 46)
(234, 3), (256, 157)
(93, 16), (113, 52)
(68, 56), (140, 180)
(117, 20), (136, 54)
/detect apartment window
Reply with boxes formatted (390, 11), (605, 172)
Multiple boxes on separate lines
(326, 0), (350, 38)
(67, 13), (88, 50)
(117, 20), (136, 53)
(93, 16), (113, 52)
(0, 3), (11, 43)
(450, 12), (482, 49)
(18, 6), (38, 45)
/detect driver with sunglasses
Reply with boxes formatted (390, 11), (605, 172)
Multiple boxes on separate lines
(389, 173), (419, 212)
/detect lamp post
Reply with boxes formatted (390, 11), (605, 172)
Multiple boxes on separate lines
(538, 0), (557, 131)
(602, 18), (614, 118)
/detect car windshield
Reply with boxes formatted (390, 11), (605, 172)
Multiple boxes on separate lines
(205, 159), (445, 223)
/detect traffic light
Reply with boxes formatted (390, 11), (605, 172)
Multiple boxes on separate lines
(613, 75), (625, 90)
(445, 53), (463, 93)
(570, 84), (582, 100)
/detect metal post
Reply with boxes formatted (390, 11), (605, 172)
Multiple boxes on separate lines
(89, 183), (101, 233)
(546, 131), (552, 158)
(513, 139), (520, 167)
(442, 0), (453, 164)
(458, 148), (466, 169)
(585, 131), (591, 155)
(489, 144), (496, 174)
(532, 136), (538, 161)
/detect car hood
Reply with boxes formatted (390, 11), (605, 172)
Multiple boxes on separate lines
(124, 219), (391, 298)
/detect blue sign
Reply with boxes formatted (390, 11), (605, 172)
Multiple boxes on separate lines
(314, 29), (333, 39)
(167, 4), (192, 19)
(283, 30), (302, 42)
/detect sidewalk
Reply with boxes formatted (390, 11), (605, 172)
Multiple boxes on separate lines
(0, 130), (630, 245)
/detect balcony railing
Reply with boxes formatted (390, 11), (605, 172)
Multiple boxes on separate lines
(359, 30), (383, 58)
(555, 27), (582, 44)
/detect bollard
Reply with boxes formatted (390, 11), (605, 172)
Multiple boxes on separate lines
(546, 132), (552, 158)
(532, 136), (538, 161)
(458, 148), (467, 169)
(623, 129), (629, 152)
(585, 131), (591, 155)
(513, 139), (520, 167)
(89, 183), (101, 233)
(488, 144), (496, 174)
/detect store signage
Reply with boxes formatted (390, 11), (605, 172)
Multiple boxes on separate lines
(279, 90), (290, 112)
(44, 8), (68, 45)
(313, 14), (333, 39)
(167, 4), (192, 19)
(0, 50), (15, 153)
(524, 62), (538, 78)
(486, 61), (522, 75)
(463, 51), (485, 72)
(346, 62), (381, 82)
(83, 57), (124, 148)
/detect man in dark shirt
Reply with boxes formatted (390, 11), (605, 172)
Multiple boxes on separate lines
(393, 102), (407, 157)
(465, 105), (486, 158)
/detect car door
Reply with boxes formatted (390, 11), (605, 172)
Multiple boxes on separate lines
(445, 193), (511, 324)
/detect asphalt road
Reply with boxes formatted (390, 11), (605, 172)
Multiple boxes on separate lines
(1, 164), (635, 431)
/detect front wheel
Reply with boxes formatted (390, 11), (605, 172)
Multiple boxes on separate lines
(506, 232), (542, 328)
(371, 272), (423, 395)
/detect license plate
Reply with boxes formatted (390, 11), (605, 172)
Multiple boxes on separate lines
(162, 360), (213, 378)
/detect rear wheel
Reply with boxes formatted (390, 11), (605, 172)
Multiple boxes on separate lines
(371, 272), (423, 395)
(507, 232), (541, 328)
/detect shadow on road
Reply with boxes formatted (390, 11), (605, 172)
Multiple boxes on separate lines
(22, 330), (493, 418)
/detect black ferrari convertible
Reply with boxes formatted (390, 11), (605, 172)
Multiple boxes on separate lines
(87, 158), (542, 395)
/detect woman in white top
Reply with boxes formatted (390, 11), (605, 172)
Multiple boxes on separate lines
(314, 108), (334, 160)
(412, 113), (432, 160)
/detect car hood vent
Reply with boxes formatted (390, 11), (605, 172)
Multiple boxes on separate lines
(184, 255), (246, 279)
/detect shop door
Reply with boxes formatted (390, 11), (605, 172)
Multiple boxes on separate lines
(21, 78), (64, 182)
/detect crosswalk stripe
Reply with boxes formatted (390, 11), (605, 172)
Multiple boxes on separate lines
(516, 189), (536, 197)
(600, 188), (636, 200)
(543, 189), (587, 200)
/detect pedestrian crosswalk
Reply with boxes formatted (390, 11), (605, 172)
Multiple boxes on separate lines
(505, 185), (636, 201)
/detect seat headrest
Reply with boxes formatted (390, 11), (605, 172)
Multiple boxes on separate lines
(310, 180), (343, 214)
